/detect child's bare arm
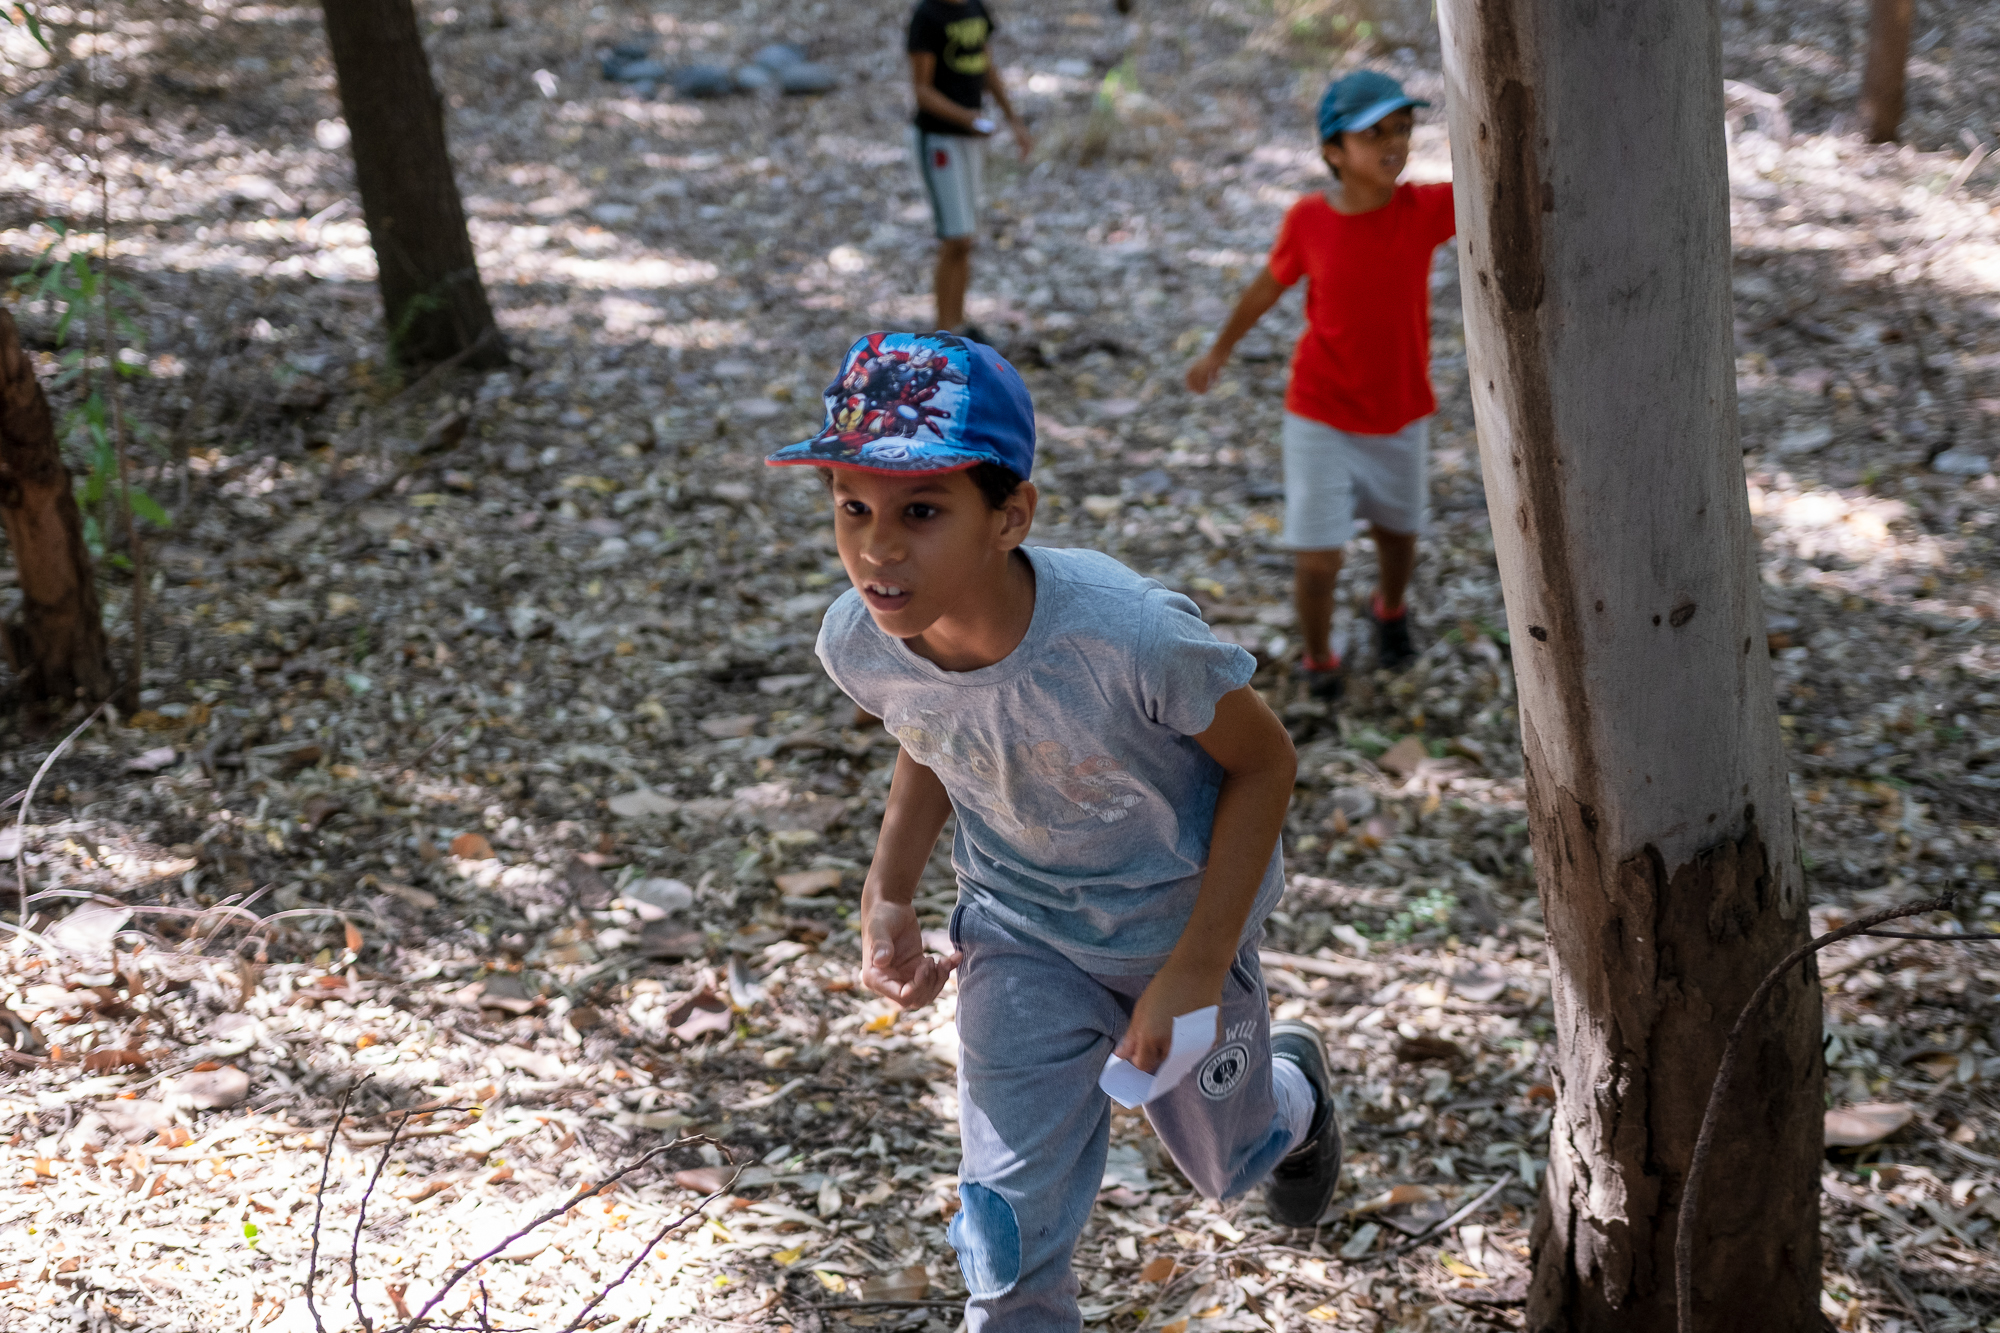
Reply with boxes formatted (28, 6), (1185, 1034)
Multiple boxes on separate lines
(860, 747), (960, 1009)
(1185, 268), (1286, 393)
(1113, 685), (1297, 1072)
(984, 63), (1032, 158)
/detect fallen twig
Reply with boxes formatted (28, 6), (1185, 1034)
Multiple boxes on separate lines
(307, 1081), (363, 1333)
(1392, 1170), (1515, 1254)
(552, 1138), (742, 1333)
(15, 700), (111, 929)
(1677, 897), (1954, 1333)
(401, 1135), (736, 1333)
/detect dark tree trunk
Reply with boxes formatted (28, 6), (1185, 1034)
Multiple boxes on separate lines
(0, 307), (112, 706)
(1860, 0), (1914, 144)
(320, 0), (506, 368)
(1436, 1), (1823, 1330)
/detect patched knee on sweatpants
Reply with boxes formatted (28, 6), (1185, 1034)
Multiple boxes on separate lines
(947, 1182), (1020, 1299)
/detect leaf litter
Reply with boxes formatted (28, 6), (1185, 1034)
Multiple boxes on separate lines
(1, 0), (1999, 1330)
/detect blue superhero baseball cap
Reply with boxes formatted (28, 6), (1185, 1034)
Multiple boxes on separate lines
(765, 331), (1035, 480)
(1318, 69), (1429, 141)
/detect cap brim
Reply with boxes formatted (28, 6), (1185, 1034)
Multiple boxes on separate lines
(1338, 93), (1428, 133)
(765, 437), (986, 474)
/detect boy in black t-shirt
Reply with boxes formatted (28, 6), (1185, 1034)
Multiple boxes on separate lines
(907, 0), (1031, 339)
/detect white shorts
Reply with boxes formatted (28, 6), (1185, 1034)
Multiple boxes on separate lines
(1280, 412), (1431, 550)
(910, 128), (984, 240)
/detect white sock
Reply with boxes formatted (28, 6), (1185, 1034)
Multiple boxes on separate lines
(1272, 1055), (1317, 1154)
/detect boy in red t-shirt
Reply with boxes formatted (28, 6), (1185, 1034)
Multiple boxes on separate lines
(1185, 70), (1456, 701)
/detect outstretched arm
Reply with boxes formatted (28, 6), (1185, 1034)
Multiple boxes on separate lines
(1184, 267), (1286, 393)
(985, 63), (1032, 159)
(1113, 685), (1297, 1071)
(859, 747), (960, 1009)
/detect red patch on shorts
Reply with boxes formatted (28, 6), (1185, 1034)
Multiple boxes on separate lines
(933, 149), (950, 168)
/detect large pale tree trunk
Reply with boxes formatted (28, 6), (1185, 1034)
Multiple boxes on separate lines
(1859, 0), (1914, 144)
(320, 0), (506, 368)
(0, 307), (112, 706)
(1436, 3), (1821, 1330)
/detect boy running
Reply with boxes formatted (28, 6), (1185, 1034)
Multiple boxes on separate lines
(907, 0), (1031, 339)
(1185, 70), (1456, 701)
(768, 331), (1343, 1330)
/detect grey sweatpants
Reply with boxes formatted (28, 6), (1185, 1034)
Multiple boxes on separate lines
(947, 902), (1294, 1333)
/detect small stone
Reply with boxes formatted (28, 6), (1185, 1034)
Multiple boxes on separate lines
(170, 1066), (251, 1110)
(1931, 448), (1991, 476)
(1772, 423), (1834, 456)
(673, 63), (738, 98)
(751, 42), (807, 70)
(626, 876), (695, 916)
(779, 62), (839, 95)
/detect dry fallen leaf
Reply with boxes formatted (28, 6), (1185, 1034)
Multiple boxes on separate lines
(1824, 1102), (1915, 1148)
(449, 832), (495, 861)
(698, 714), (759, 740)
(1378, 735), (1430, 778)
(171, 1066), (251, 1110)
(82, 1048), (149, 1073)
(1140, 1255), (1178, 1282)
(663, 988), (732, 1042)
(858, 1264), (928, 1301)
(774, 867), (843, 897)
(1395, 1035), (1466, 1064)
(673, 1165), (735, 1193)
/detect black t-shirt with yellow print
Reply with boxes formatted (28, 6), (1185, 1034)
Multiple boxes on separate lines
(908, 0), (994, 135)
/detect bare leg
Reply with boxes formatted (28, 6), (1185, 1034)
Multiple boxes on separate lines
(1293, 548), (1344, 662)
(1370, 527), (1417, 615)
(935, 235), (974, 331)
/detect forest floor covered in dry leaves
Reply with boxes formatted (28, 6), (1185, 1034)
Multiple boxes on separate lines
(3, 0), (2000, 1329)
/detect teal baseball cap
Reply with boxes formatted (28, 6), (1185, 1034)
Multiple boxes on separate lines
(1318, 69), (1428, 141)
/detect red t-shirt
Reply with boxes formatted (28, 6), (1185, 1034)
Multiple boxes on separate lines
(1266, 182), (1456, 435)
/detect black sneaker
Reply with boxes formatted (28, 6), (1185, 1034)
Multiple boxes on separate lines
(1370, 604), (1418, 671)
(1299, 658), (1345, 703)
(1266, 1019), (1342, 1227)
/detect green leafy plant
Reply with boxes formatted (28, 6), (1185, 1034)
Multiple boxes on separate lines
(3, 3), (51, 52)
(1384, 884), (1458, 941)
(13, 220), (172, 565)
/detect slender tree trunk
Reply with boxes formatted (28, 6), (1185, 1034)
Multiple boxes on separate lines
(319, 0), (506, 369)
(0, 307), (112, 706)
(1860, 0), (1914, 144)
(1436, 4), (1821, 1331)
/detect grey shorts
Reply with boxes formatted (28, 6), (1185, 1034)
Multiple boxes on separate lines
(1280, 412), (1431, 549)
(910, 128), (984, 240)
(949, 902), (1294, 1332)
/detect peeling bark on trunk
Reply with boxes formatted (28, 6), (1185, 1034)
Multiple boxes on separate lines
(0, 307), (112, 706)
(1860, 0), (1914, 144)
(1435, 3), (1822, 1330)
(320, 0), (506, 369)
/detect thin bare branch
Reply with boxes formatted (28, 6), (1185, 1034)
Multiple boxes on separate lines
(15, 700), (110, 928)
(307, 1081), (362, 1333)
(1677, 897), (1954, 1333)
(350, 1108), (423, 1333)
(554, 1141), (742, 1332)
(1390, 1170), (1514, 1254)
(403, 1134), (717, 1331)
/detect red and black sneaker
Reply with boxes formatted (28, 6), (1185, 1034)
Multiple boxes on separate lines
(1369, 595), (1418, 671)
(1299, 652), (1345, 702)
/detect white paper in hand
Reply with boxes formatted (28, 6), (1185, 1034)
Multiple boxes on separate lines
(1098, 1006), (1219, 1109)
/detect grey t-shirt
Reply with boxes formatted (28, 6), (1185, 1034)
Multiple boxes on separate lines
(817, 545), (1286, 974)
